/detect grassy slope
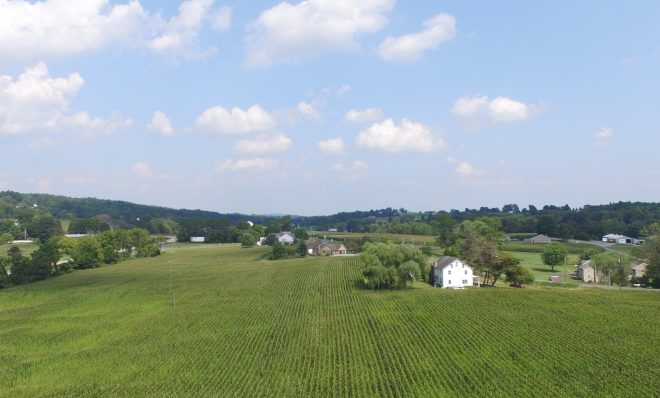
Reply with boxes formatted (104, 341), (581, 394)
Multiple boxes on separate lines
(0, 245), (658, 397)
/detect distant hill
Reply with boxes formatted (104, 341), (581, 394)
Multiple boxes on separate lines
(0, 191), (268, 224)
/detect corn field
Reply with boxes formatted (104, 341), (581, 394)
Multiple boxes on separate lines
(0, 245), (658, 397)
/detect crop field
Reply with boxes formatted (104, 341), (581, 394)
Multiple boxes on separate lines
(1, 245), (658, 397)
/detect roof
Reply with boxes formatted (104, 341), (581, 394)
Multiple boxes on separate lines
(530, 234), (552, 240)
(433, 256), (472, 270)
(603, 233), (630, 240)
(579, 260), (593, 270)
(306, 239), (345, 251)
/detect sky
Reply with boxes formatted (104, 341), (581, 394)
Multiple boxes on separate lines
(1, 0), (659, 216)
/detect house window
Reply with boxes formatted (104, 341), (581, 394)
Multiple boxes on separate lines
(448, 280), (452, 284)
(465, 270), (468, 274)
(448, 270), (451, 275)
(462, 279), (467, 284)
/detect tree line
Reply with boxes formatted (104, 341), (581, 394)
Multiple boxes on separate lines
(0, 228), (160, 288)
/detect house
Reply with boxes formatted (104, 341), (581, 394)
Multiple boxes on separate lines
(306, 239), (347, 256)
(256, 237), (267, 246)
(529, 234), (552, 244)
(190, 237), (205, 243)
(64, 233), (88, 239)
(432, 256), (479, 289)
(276, 232), (295, 245)
(577, 260), (599, 283)
(631, 262), (647, 278)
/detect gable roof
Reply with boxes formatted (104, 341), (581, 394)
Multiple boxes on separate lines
(433, 256), (472, 270)
(579, 260), (593, 270)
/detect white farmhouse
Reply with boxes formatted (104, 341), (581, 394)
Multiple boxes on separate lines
(432, 256), (479, 289)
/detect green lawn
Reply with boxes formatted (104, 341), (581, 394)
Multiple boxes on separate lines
(505, 251), (581, 285)
(310, 231), (437, 245)
(0, 242), (38, 257)
(0, 245), (658, 397)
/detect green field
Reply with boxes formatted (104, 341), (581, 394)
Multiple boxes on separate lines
(1, 245), (658, 397)
(310, 231), (437, 245)
(505, 251), (580, 285)
(0, 243), (38, 257)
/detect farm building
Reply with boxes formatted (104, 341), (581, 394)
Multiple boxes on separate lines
(529, 234), (552, 244)
(190, 237), (205, 243)
(276, 232), (295, 245)
(601, 234), (642, 245)
(432, 256), (479, 289)
(578, 260), (599, 283)
(306, 239), (347, 256)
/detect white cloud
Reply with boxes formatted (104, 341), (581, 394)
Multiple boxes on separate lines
(445, 156), (457, 164)
(297, 101), (320, 118)
(196, 105), (276, 134)
(216, 158), (278, 172)
(378, 13), (456, 61)
(455, 162), (481, 177)
(594, 127), (613, 147)
(146, 0), (218, 58)
(133, 161), (153, 179)
(317, 138), (345, 156)
(234, 134), (293, 154)
(345, 107), (384, 123)
(451, 95), (533, 126)
(0, 62), (131, 135)
(148, 111), (174, 136)
(210, 6), (232, 31)
(0, 0), (230, 63)
(330, 163), (345, 172)
(245, 0), (395, 67)
(353, 160), (368, 169)
(356, 118), (444, 153)
(336, 84), (352, 97)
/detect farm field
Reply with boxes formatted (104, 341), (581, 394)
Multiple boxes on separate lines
(1, 245), (658, 397)
(0, 243), (38, 257)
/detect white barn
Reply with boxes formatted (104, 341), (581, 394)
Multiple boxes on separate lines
(276, 232), (295, 245)
(432, 256), (479, 289)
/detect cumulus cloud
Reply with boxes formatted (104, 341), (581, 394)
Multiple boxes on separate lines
(356, 118), (444, 153)
(133, 161), (153, 179)
(0, 0), (230, 63)
(451, 95), (534, 126)
(0, 62), (131, 135)
(234, 134), (293, 154)
(297, 101), (320, 118)
(455, 162), (482, 177)
(378, 13), (456, 61)
(148, 111), (174, 136)
(594, 127), (613, 147)
(216, 158), (278, 172)
(210, 6), (232, 31)
(245, 0), (395, 67)
(317, 138), (345, 156)
(196, 105), (276, 134)
(345, 107), (384, 123)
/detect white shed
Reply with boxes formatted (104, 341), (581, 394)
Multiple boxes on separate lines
(276, 232), (295, 245)
(432, 256), (479, 289)
(190, 237), (205, 243)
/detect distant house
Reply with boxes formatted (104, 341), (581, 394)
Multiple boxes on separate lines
(306, 239), (347, 256)
(276, 232), (295, 245)
(529, 234), (552, 244)
(190, 237), (205, 243)
(578, 260), (599, 283)
(432, 256), (479, 289)
(64, 233), (88, 239)
(631, 262), (647, 278)
(328, 228), (338, 232)
(256, 237), (267, 247)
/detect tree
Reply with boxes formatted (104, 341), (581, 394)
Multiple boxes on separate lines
(27, 213), (63, 242)
(399, 260), (421, 287)
(610, 256), (631, 289)
(72, 236), (103, 269)
(240, 232), (258, 248)
(638, 237), (660, 288)
(590, 252), (620, 286)
(8, 246), (30, 285)
(536, 215), (557, 237)
(0, 232), (13, 244)
(505, 264), (534, 287)
(541, 242), (567, 271)
(270, 241), (285, 260)
(293, 228), (309, 241)
(0, 257), (10, 288)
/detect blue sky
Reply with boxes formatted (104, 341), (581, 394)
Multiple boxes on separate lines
(1, 1), (659, 215)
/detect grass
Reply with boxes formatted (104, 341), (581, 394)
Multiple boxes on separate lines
(0, 242), (38, 257)
(0, 245), (658, 397)
(501, 241), (604, 255)
(505, 251), (580, 285)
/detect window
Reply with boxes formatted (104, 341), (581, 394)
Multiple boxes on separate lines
(448, 280), (452, 284)
(462, 279), (467, 284)
(448, 270), (451, 275)
(465, 270), (468, 275)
